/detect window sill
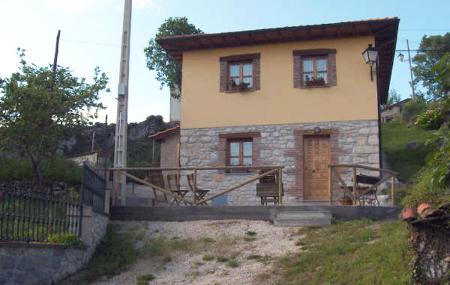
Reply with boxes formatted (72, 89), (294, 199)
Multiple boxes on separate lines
(223, 88), (256, 94)
(298, 84), (333, 89)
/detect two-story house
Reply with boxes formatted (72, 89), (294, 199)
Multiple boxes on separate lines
(157, 18), (399, 205)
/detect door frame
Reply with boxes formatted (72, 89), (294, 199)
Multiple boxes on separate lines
(294, 128), (339, 202)
(303, 134), (331, 201)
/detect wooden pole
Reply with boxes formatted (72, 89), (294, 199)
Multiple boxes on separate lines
(278, 167), (283, 205)
(50, 30), (61, 91)
(328, 166), (333, 205)
(197, 168), (278, 205)
(121, 171), (192, 205)
(352, 167), (358, 206)
(391, 175), (395, 206)
(193, 168), (198, 206)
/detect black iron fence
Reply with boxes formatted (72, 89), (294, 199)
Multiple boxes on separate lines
(81, 163), (106, 214)
(0, 190), (81, 242)
(0, 163), (108, 243)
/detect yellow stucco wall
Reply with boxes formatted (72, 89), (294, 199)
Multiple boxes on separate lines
(181, 36), (377, 129)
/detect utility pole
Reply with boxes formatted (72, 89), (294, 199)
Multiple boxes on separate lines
(50, 30), (61, 91)
(113, 0), (132, 205)
(406, 40), (416, 99)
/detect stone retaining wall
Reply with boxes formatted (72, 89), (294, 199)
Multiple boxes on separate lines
(180, 120), (380, 205)
(0, 206), (108, 285)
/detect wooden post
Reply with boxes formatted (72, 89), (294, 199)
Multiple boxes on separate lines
(193, 168), (198, 206)
(278, 167), (283, 205)
(391, 175), (395, 206)
(352, 167), (357, 206)
(328, 166), (333, 205)
(112, 170), (119, 206)
(176, 142), (181, 182)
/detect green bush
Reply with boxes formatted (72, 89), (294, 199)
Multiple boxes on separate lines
(402, 128), (450, 206)
(48, 233), (81, 246)
(44, 158), (81, 185)
(0, 158), (34, 181)
(0, 157), (81, 184)
(402, 99), (427, 123)
(415, 107), (444, 130)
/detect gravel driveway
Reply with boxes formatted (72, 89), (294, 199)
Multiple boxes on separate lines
(91, 220), (301, 285)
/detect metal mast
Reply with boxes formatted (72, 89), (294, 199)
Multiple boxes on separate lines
(113, 0), (132, 205)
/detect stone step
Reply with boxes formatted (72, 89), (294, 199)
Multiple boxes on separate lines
(273, 211), (332, 227)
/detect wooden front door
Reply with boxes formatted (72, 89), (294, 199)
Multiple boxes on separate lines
(303, 135), (330, 201)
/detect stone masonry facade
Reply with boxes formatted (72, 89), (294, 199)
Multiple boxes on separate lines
(180, 120), (379, 205)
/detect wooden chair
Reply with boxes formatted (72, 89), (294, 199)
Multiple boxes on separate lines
(186, 174), (210, 205)
(166, 174), (189, 205)
(146, 174), (167, 204)
(355, 174), (381, 206)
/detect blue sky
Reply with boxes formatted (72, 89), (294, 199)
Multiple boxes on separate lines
(0, 0), (449, 123)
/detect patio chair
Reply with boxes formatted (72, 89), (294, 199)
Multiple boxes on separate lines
(146, 174), (167, 204)
(186, 174), (210, 205)
(166, 174), (189, 205)
(355, 174), (381, 206)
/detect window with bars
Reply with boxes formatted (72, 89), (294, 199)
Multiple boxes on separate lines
(227, 138), (253, 169)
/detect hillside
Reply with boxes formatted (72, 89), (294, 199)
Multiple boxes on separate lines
(381, 121), (434, 182)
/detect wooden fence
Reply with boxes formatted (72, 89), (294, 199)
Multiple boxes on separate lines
(111, 166), (284, 206)
(329, 164), (398, 206)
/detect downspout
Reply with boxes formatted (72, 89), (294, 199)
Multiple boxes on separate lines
(376, 52), (383, 170)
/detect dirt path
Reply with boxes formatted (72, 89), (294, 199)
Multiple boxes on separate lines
(91, 220), (301, 285)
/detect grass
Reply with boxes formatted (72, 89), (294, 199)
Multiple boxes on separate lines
(267, 220), (412, 285)
(381, 121), (434, 182)
(246, 254), (271, 264)
(136, 273), (155, 285)
(202, 254), (215, 261)
(61, 225), (138, 284)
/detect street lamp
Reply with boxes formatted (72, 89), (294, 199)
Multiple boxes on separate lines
(362, 44), (378, 81)
(397, 40), (416, 99)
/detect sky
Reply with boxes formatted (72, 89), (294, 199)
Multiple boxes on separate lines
(0, 0), (449, 123)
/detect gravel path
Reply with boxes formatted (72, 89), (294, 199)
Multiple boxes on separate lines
(91, 220), (301, 285)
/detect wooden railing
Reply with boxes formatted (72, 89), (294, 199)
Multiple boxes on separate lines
(329, 164), (398, 206)
(111, 166), (284, 206)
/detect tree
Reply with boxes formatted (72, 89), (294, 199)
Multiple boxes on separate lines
(0, 49), (109, 187)
(387, 89), (402, 105)
(413, 33), (450, 100)
(144, 17), (203, 99)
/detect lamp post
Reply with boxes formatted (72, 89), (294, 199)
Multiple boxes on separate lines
(398, 39), (416, 99)
(362, 44), (378, 81)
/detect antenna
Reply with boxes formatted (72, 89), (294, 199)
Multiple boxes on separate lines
(113, 0), (132, 205)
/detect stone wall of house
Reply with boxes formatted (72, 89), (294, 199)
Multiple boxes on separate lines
(180, 120), (379, 205)
(0, 206), (109, 285)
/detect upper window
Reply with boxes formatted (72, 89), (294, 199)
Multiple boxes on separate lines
(227, 139), (253, 167)
(302, 56), (328, 87)
(293, 49), (337, 89)
(228, 62), (253, 91)
(219, 53), (260, 92)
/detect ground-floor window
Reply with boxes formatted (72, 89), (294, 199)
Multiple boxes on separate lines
(227, 138), (253, 170)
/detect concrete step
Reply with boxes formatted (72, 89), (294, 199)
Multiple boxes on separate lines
(273, 211), (332, 227)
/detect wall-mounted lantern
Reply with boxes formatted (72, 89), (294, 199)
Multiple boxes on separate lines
(362, 44), (378, 81)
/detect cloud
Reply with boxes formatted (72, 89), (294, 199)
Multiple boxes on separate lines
(42, 0), (160, 14)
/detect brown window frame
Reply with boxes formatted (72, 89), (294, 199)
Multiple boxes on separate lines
(227, 61), (254, 91)
(301, 56), (328, 87)
(293, 49), (337, 89)
(219, 53), (260, 93)
(226, 138), (253, 172)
